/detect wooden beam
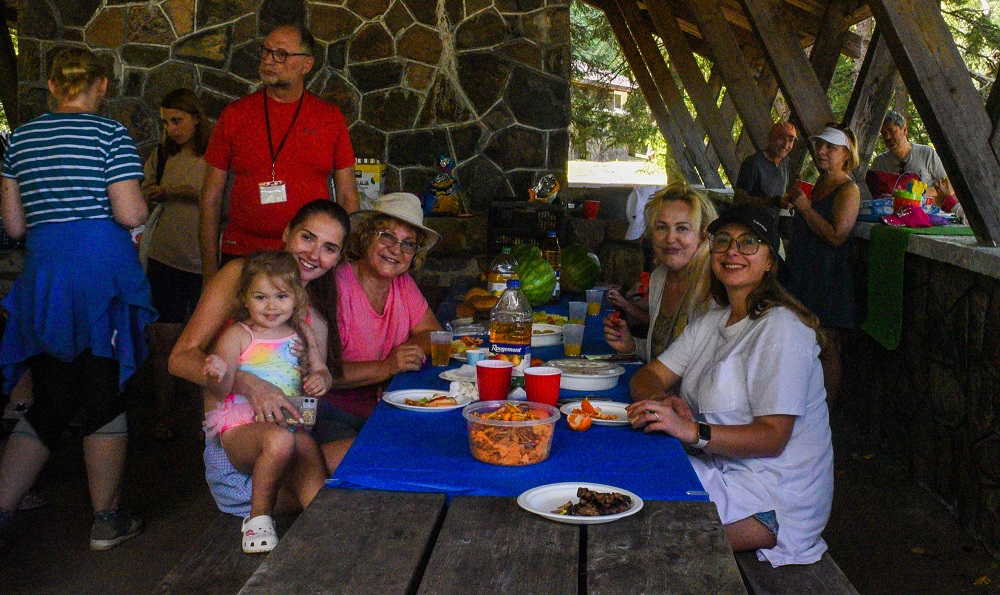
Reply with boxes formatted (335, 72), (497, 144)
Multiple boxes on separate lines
(645, 2), (740, 180)
(0, 1), (16, 127)
(843, 28), (897, 188)
(684, 0), (775, 151)
(614, 0), (724, 186)
(738, 0), (834, 147)
(600, 0), (701, 183)
(809, 0), (854, 90)
(869, 0), (1000, 245)
(986, 80), (1000, 130)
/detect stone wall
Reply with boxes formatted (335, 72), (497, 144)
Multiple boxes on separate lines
(845, 239), (1000, 555)
(15, 0), (571, 207)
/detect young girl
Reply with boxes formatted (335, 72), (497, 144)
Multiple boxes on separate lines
(202, 251), (331, 554)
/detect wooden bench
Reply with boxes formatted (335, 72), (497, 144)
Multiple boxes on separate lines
(734, 551), (858, 595)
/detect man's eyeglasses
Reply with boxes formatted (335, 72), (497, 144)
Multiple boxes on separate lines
(376, 231), (422, 255)
(260, 46), (311, 64)
(709, 232), (763, 256)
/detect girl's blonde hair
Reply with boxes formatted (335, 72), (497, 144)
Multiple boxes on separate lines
(235, 251), (312, 359)
(643, 183), (719, 321)
(48, 47), (106, 102)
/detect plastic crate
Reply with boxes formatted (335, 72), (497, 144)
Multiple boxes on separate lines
(487, 201), (569, 253)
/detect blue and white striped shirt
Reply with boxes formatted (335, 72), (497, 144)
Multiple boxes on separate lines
(1, 113), (144, 228)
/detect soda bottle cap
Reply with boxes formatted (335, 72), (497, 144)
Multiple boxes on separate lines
(547, 231), (556, 237)
(507, 279), (521, 289)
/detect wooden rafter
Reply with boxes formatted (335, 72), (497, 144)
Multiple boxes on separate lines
(869, 0), (1000, 245)
(596, 0), (702, 183)
(646, 1), (740, 179)
(843, 28), (897, 193)
(615, 0), (724, 186)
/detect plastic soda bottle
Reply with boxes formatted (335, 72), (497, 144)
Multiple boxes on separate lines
(489, 279), (532, 372)
(487, 247), (519, 297)
(541, 231), (561, 302)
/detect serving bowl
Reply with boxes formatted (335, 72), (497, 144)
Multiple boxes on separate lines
(463, 400), (560, 466)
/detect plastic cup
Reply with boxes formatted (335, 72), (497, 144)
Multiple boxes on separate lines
(583, 200), (600, 219)
(563, 323), (585, 357)
(430, 331), (453, 366)
(586, 288), (604, 316)
(797, 180), (814, 198)
(524, 367), (561, 407)
(568, 301), (587, 324)
(476, 360), (514, 401)
(465, 348), (487, 365)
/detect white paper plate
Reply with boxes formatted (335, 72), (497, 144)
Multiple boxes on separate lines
(382, 389), (473, 412)
(531, 324), (563, 347)
(439, 365), (477, 383)
(558, 401), (629, 425)
(517, 482), (643, 524)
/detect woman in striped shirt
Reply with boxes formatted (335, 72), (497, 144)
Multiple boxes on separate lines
(0, 47), (155, 551)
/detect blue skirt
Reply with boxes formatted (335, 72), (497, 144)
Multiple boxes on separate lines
(0, 219), (158, 392)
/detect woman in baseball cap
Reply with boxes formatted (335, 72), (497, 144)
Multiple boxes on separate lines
(784, 123), (860, 406)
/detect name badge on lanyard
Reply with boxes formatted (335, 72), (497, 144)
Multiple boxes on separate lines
(259, 180), (287, 204)
(261, 92), (304, 205)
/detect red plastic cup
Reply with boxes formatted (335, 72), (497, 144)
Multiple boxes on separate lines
(797, 180), (814, 199)
(476, 360), (514, 401)
(583, 200), (600, 219)
(524, 367), (561, 407)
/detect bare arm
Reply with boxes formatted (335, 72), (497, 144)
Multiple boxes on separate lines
(301, 311), (333, 396)
(733, 188), (782, 210)
(332, 166), (360, 214)
(790, 181), (860, 247)
(1, 177), (25, 239)
(403, 308), (443, 355)
(107, 179), (148, 228)
(203, 325), (249, 399)
(199, 165), (228, 281)
(629, 359), (681, 402)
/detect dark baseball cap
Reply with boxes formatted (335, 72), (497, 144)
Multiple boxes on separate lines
(707, 204), (781, 254)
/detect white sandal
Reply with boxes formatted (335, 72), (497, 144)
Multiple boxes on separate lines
(242, 514), (277, 554)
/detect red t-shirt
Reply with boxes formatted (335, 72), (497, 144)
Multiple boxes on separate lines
(204, 90), (355, 255)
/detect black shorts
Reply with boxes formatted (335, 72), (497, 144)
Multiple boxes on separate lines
(147, 258), (202, 324)
(24, 350), (123, 448)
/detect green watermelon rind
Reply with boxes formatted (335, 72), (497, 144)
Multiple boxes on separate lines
(561, 244), (601, 293)
(510, 243), (542, 266)
(516, 257), (556, 307)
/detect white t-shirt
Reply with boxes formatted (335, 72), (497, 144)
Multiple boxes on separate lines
(658, 305), (833, 566)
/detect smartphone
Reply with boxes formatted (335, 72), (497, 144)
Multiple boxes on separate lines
(283, 396), (317, 428)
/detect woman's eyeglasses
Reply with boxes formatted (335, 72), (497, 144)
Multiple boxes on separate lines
(259, 46), (311, 64)
(376, 231), (421, 255)
(709, 232), (762, 255)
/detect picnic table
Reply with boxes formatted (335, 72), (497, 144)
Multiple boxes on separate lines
(238, 295), (747, 593)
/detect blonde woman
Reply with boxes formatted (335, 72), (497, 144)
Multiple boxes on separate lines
(0, 48), (153, 549)
(785, 124), (861, 405)
(604, 184), (718, 361)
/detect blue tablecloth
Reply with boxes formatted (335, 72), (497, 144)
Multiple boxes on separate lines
(328, 297), (708, 502)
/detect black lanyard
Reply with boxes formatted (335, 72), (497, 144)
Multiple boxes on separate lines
(263, 92), (305, 181)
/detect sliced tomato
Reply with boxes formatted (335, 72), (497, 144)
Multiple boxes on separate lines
(567, 412), (592, 432)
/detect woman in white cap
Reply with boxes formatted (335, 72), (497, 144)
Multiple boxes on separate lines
(628, 204), (833, 567)
(320, 192), (443, 427)
(784, 123), (860, 406)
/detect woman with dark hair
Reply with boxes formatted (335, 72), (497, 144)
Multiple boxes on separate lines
(784, 124), (861, 405)
(169, 199), (354, 472)
(0, 47), (153, 549)
(628, 205), (833, 566)
(142, 88), (213, 440)
(321, 193), (442, 429)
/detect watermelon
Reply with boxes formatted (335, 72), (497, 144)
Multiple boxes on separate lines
(510, 243), (542, 266)
(561, 244), (601, 293)
(516, 257), (557, 307)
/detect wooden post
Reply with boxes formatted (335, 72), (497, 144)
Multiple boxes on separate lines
(809, 0), (855, 91)
(986, 80), (1000, 130)
(737, 0), (834, 142)
(869, 0), (1000, 245)
(843, 28), (897, 195)
(612, 0), (724, 187)
(645, 2), (740, 181)
(0, 2), (17, 128)
(683, 0), (775, 151)
(599, 0), (701, 184)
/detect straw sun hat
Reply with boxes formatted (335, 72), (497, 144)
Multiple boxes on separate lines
(350, 192), (441, 252)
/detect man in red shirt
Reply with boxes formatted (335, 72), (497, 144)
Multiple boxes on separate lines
(200, 24), (359, 279)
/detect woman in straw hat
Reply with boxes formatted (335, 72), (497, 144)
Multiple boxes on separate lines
(318, 192), (443, 430)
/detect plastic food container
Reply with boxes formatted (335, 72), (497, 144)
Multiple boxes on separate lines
(531, 323), (563, 347)
(463, 400), (560, 466)
(547, 359), (627, 391)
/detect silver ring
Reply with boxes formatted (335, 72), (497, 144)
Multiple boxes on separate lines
(654, 411), (659, 420)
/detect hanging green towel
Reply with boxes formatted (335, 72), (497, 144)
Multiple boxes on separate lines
(861, 224), (975, 350)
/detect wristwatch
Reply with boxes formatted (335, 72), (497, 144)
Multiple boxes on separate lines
(692, 422), (712, 449)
